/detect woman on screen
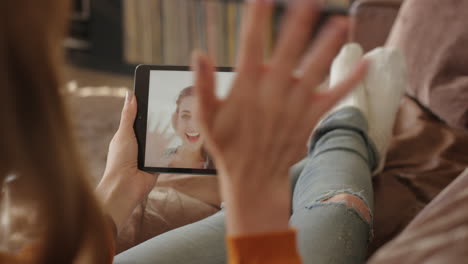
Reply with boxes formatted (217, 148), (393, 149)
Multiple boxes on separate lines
(166, 86), (214, 169)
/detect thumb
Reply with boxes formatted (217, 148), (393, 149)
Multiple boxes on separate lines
(192, 51), (218, 129)
(119, 91), (137, 131)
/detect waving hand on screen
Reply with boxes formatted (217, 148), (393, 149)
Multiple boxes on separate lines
(145, 119), (177, 167)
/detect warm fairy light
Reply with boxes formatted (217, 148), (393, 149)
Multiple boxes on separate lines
(66, 80), (129, 97)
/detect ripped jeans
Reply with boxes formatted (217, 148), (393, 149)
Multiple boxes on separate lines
(114, 107), (377, 264)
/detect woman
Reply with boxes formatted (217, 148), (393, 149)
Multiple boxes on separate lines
(167, 86), (213, 169)
(146, 86), (213, 169)
(0, 1), (380, 264)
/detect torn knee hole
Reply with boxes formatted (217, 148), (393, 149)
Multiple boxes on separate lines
(322, 194), (371, 223)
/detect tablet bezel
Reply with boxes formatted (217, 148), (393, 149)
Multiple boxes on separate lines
(133, 65), (233, 175)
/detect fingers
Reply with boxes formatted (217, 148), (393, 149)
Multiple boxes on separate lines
(119, 91), (137, 131)
(153, 119), (161, 134)
(193, 51), (218, 129)
(297, 17), (350, 91)
(283, 59), (368, 151)
(314, 59), (369, 113)
(236, 0), (273, 74)
(161, 121), (171, 135)
(166, 133), (177, 144)
(269, 0), (319, 73)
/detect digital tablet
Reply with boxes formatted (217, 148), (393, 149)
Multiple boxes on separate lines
(133, 65), (235, 174)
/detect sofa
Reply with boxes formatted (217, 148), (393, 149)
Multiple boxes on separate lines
(350, 0), (468, 256)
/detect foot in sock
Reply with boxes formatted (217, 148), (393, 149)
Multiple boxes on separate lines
(329, 43), (368, 119)
(364, 47), (407, 174)
(323, 43), (407, 175)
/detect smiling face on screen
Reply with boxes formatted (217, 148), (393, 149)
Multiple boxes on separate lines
(174, 95), (204, 152)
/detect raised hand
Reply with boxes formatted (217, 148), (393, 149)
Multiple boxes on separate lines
(145, 118), (177, 167)
(193, 0), (368, 235)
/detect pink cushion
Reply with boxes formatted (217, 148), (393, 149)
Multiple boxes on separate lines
(387, 0), (468, 129)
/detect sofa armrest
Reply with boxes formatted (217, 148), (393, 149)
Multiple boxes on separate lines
(350, 0), (404, 52)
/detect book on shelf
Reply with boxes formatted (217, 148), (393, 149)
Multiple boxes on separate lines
(123, 0), (139, 64)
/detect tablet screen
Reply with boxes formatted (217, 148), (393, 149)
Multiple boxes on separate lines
(144, 70), (235, 171)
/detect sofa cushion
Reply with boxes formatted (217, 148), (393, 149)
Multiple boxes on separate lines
(387, 0), (468, 129)
(369, 168), (468, 263)
(370, 96), (468, 254)
(350, 0), (403, 52)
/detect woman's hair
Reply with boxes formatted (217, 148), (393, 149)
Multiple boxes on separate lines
(173, 86), (215, 169)
(1, 0), (111, 263)
(175, 86), (195, 113)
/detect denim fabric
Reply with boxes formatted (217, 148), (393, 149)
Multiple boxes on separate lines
(114, 107), (377, 264)
(291, 107), (377, 264)
(114, 211), (227, 264)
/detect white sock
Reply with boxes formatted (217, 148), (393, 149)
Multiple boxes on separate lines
(363, 47), (407, 174)
(329, 43), (368, 118)
(310, 43), (369, 149)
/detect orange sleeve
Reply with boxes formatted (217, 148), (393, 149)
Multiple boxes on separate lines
(227, 229), (302, 264)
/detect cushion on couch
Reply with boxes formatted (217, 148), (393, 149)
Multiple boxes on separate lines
(350, 0), (403, 52)
(369, 168), (468, 263)
(369, 96), (468, 254)
(386, 0), (468, 129)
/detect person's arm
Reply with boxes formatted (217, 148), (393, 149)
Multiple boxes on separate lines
(96, 92), (158, 232)
(192, 0), (368, 263)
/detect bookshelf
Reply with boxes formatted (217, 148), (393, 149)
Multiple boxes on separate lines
(66, 0), (351, 75)
(121, 0), (351, 68)
(123, 0), (247, 67)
